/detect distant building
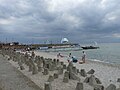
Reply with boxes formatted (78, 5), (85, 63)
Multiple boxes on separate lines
(61, 38), (69, 44)
(10, 42), (19, 45)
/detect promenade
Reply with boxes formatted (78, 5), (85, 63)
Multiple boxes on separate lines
(0, 54), (40, 90)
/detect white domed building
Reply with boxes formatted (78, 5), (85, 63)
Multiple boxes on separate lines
(61, 38), (69, 44)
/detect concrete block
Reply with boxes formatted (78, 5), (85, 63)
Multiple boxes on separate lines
(48, 75), (54, 82)
(44, 82), (52, 90)
(106, 84), (116, 90)
(43, 68), (49, 75)
(54, 73), (58, 79)
(80, 69), (87, 77)
(87, 69), (95, 74)
(63, 77), (69, 83)
(75, 82), (83, 90)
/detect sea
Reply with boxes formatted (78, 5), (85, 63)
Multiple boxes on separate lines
(46, 43), (120, 64)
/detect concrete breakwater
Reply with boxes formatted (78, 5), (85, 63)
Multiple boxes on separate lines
(0, 49), (120, 90)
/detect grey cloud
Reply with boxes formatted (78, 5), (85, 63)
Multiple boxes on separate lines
(0, 0), (120, 43)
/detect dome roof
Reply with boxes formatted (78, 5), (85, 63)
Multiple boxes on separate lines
(61, 38), (69, 43)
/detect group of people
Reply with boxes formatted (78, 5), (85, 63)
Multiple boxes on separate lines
(57, 51), (86, 64)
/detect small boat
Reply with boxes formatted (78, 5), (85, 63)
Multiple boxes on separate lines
(81, 46), (99, 49)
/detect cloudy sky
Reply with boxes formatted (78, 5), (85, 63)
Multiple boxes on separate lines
(0, 0), (120, 44)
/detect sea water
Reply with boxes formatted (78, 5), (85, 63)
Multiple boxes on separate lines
(49, 43), (120, 64)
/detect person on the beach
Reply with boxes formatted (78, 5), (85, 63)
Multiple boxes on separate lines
(57, 53), (60, 57)
(57, 53), (64, 58)
(72, 56), (78, 63)
(67, 53), (72, 62)
(82, 51), (86, 63)
(69, 53), (72, 58)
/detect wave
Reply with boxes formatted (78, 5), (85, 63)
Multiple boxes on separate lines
(88, 59), (120, 69)
(89, 58), (115, 64)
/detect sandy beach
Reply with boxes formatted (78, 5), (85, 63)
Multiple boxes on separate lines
(2, 50), (119, 90)
(35, 51), (120, 88)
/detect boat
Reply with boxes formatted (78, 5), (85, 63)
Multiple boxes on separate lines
(81, 46), (99, 49)
(81, 41), (99, 50)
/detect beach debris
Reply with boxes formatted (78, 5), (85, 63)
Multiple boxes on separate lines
(106, 84), (116, 90)
(80, 69), (87, 77)
(43, 68), (49, 75)
(44, 82), (52, 90)
(87, 69), (95, 74)
(94, 85), (104, 90)
(47, 75), (54, 82)
(54, 73), (59, 79)
(75, 82), (83, 90)
(117, 78), (120, 82)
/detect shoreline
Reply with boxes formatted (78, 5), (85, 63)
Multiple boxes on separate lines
(35, 50), (120, 69)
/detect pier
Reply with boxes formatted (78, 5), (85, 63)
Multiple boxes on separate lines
(0, 43), (79, 50)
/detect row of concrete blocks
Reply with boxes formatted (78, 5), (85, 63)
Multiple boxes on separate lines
(45, 80), (120, 90)
(2, 50), (104, 90)
(44, 81), (84, 90)
(44, 81), (119, 90)
(1, 49), (120, 90)
(1, 49), (64, 75)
